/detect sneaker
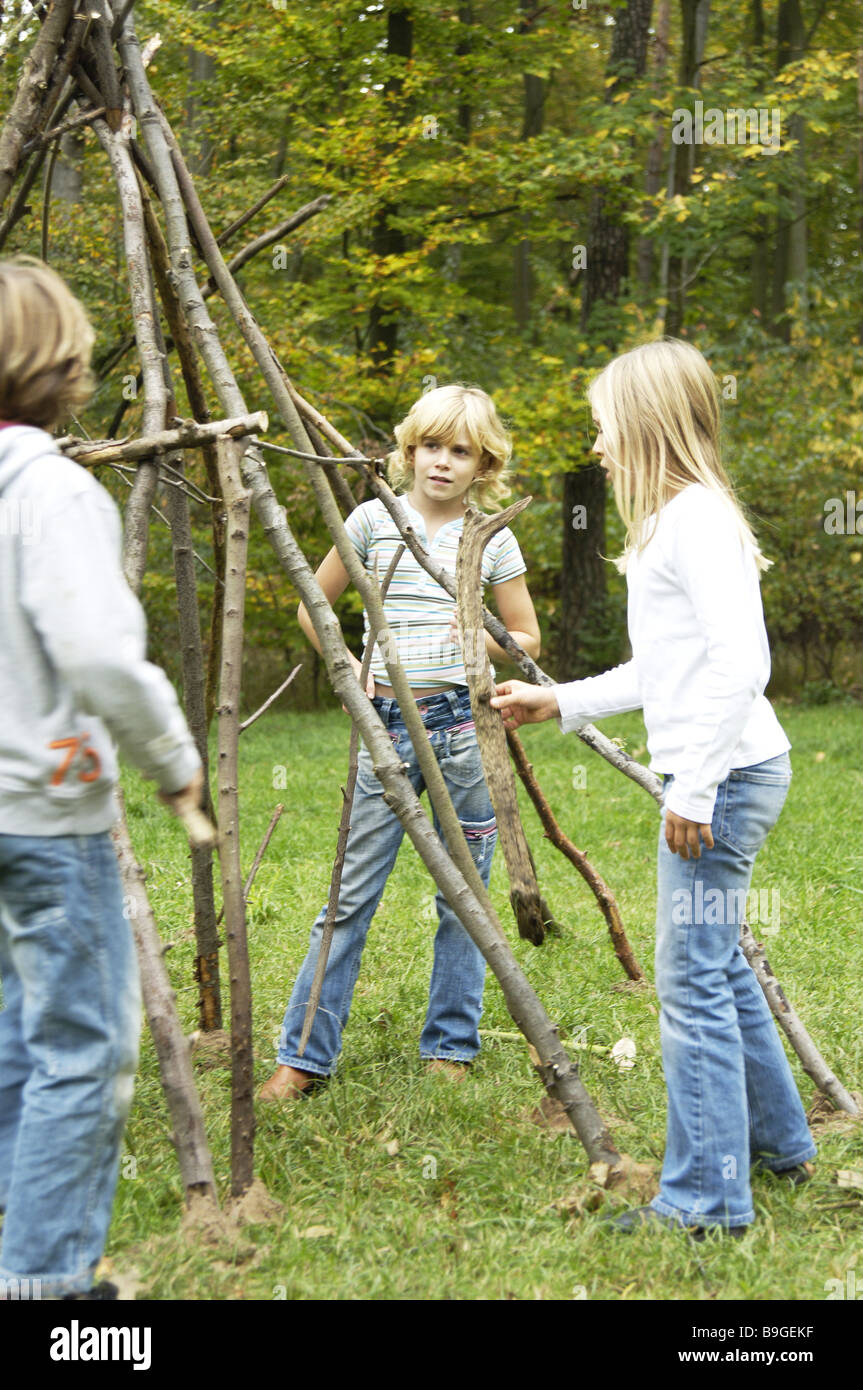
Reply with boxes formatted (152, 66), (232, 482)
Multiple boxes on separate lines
(600, 1205), (747, 1241)
(62, 1281), (119, 1301)
(772, 1162), (814, 1187)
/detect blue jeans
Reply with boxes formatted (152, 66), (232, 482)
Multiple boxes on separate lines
(649, 753), (816, 1229)
(0, 832), (141, 1297)
(277, 686), (496, 1074)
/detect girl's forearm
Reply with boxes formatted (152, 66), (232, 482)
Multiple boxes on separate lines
(297, 602), (325, 658)
(485, 629), (540, 663)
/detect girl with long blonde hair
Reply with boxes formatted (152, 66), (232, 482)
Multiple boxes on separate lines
(492, 339), (815, 1236)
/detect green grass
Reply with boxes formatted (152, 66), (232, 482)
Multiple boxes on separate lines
(112, 701), (863, 1300)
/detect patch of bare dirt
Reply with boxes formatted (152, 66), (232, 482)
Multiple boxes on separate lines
(553, 1153), (659, 1219)
(806, 1090), (862, 1135)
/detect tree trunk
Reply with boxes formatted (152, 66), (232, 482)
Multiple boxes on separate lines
(559, 463), (609, 679)
(859, 13), (863, 341)
(514, 1), (545, 332)
(367, 7), (412, 370)
(663, 0), (710, 339)
(748, 0), (770, 318)
(770, 0), (807, 340)
(184, 0), (219, 178)
(565, 0), (652, 679)
(637, 0), (671, 294)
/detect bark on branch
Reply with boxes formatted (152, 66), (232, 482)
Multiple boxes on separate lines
(506, 729), (645, 982)
(457, 501), (557, 946)
(215, 436), (256, 1195)
(93, 113), (167, 593)
(58, 412), (269, 466)
(112, 803), (217, 1204)
(0, 0), (79, 210)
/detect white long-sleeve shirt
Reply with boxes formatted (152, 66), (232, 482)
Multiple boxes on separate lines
(555, 484), (790, 823)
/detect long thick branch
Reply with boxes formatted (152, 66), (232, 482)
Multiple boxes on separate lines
(215, 437), (256, 1195)
(740, 925), (858, 1115)
(458, 500), (556, 946)
(57, 412), (269, 466)
(113, 795), (217, 1202)
(93, 113), (167, 593)
(0, 0), (78, 210)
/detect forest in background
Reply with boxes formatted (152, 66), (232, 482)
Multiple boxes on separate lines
(2, 0), (861, 707)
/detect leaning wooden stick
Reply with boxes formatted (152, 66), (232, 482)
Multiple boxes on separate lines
(506, 729), (645, 982)
(297, 547), (404, 1056)
(215, 436), (256, 1196)
(740, 923), (859, 1114)
(113, 791), (219, 1207)
(456, 501), (558, 946)
(216, 803), (285, 927)
(239, 664), (302, 734)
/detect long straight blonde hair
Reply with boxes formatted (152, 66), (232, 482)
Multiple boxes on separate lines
(589, 338), (769, 573)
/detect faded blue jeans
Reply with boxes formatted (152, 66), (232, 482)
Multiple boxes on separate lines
(277, 686), (497, 1075)
(650, 753), (816, 1230)
(0, 832), (141, 1297)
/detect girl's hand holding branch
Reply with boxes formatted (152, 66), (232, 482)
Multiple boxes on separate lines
(491, 679), (560, 728)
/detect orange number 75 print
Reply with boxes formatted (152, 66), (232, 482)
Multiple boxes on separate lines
(48, 735), (102, 786)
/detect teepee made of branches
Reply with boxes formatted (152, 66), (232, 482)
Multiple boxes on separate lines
(0, 1), (855, 1215)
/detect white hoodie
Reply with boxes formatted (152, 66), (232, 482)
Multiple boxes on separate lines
(0, 426), (201, 835)
(555, 484), (790, 823)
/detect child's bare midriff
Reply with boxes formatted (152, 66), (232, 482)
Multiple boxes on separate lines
(374, 681), (458, 699)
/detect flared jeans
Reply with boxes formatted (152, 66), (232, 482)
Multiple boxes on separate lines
(649, 753), (816, 1229)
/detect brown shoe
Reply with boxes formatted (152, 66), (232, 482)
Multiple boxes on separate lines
(425, 1059), (469, 1082)
(258, 1065), (324, 1102)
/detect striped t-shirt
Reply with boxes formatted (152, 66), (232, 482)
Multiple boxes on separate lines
(343, 497), (527, 688)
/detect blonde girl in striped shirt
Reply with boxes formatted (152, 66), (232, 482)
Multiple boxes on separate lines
(261, 385), (540, 1100)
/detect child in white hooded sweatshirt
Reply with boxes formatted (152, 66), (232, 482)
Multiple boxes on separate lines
(0, 257), (202, 1299)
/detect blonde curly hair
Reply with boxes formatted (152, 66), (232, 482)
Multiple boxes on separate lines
(0, 256), (95, 430)
(387, 383), (512, 510)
